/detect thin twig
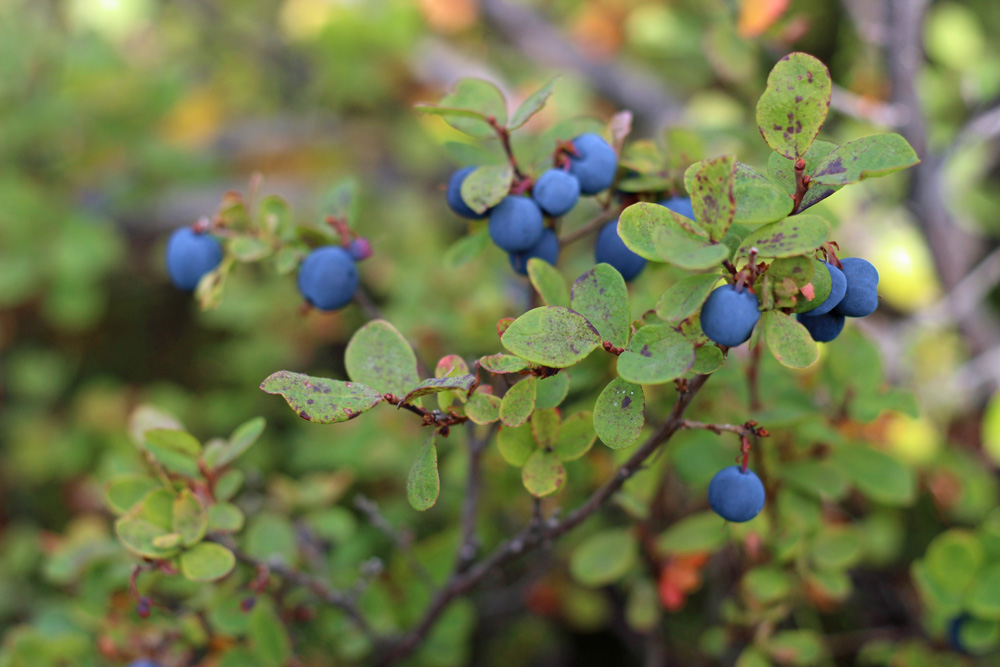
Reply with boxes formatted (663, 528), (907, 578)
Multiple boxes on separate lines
(455, 423), (498, 571)
(559, 207), (621, 246)
(353, 494), (436, 589)
(377, 374), (711, 665)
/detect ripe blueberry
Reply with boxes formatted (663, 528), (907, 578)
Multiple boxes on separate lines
(509, 229), (560, 276)
(128, 661), (164, 667)
(568, 133), (617, 195)
(659, 196), (695, 220)
(801, 262), (847, 317)
(595, 219), (646, 281)
(699, 285), (760, 347)
(532, 169), (580, 217)
(297, 246), (359, 311)
(488, 196), (545, 252)
(796, 311), (845, 342)
(165, 227), (223, 291)
(348, 238), (372, 261)
(446, 167), (489, 219)
(833, 257), (879, 317)
(708, 466), (765, 523)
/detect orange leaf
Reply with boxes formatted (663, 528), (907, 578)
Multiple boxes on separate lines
(738, 0), (791, 38)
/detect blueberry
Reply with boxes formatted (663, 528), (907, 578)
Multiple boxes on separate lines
(568, 133), (617, 195)
(708, 466), (765, 523)
(348, 238), (372, 261)
(509, 229), (560, 276)
(446, 166), (489, 219)
(833, 257), (879, 317)
(297, 246), (359, 311)
(801, 262), (847, 317)
(165, 227), (223, 291)
(594, 219), (646, 281)
(699, 285), (760, 347)
(532, 169), (580, 217)
(659, 196), (695, 220)
(796, 311), (845, 342)
(128, 661), (163, 667)
(488, 196), (545, 252)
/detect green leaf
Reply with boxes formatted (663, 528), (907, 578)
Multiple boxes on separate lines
(684, 155), (736, 240)
(653, 225), (731, 270)
(983, 390), (1000, 466)
(256, 195), (291, 237)
(105, 476), (160, 515)
(152, 533), (181, 550)
(444, 225), (490, 269)
(656, 274), (721, 323)
(443, 140), (504, 167)
(499, 376), (537, 428)
(761, 311), (818, 369)
(833, 445), (916, 506)
(215, 470), (244, 501)
(535, 372), (570, 409)
(260, 371), (383, 423)
(755, 52), (832, 159)
(767, 140), (839, 211)
(208, 503), (245, 533)
(736, 646), (772, 667)
(509, 77), (558, 129)
(531, 408), (560, 448)
(553, 412), (596, 461)
(594, 378), (645, 450)
(460, 164), (513, 214)
(245, 513), (298, 565)
(464, 391), (501, 425)
(809, 525), (863, 570)
(400, 374), (477, 404)
(743, 566), (794, 605)
(656, 511), (729, 554)
(173, 489), (208, 547)
(218, 649), (266, 667)
(528, 258), (570, 307)
(789, 258), (832, 314)
(619, 202), (705, 260)
(344, 320), (420, 398)
(203, 416), (266, 469)
(144, 429), (202, 477)
(570, 529), (636, 586)
(733, 162), (793, 225)
(810, 134), (920, 186)
(501, 307), (602, 368)
(766, 629), (827, 666)
(779, 460), (847, 501)
(229, 236), (272, 262)
(250, 600), (292, 667)
(521, 449), (566, 497)
(407, 434), (440, 511)
(438, 78), (508, 137)
(478, 354), (530, 374)
(738, 215), (829, 259)
(115, 509), (179, 560)
(570, 264), (631, 348)
(322, 177), (361, 228)
(924, 529), (983, 593)
(497, 422), (535, 467)
(691, 345), (724, 374)
(180, 542), (236, 582)
(617, 325), (695, 384)
(968, 564), (1000, 619)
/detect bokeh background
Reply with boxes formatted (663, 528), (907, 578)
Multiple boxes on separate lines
(3, 0), (1000, 665)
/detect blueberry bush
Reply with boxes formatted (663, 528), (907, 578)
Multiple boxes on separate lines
(5, 2), (1000, 667)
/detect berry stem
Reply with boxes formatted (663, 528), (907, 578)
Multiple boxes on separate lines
(790, 157), (811, 215)
(488, 116), (525, 181)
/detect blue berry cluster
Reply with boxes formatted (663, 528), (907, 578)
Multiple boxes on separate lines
(797, 257), (879, 343)
(447, 133), (618, 276)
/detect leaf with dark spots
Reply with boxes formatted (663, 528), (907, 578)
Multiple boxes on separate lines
(261, 371), (383, 424)
(756, 53), (831, 159)
(767, 140), (840, 212)
(570, 264), (630, 348)
(399, 375), (477, 404)
(478, 354), (530, 374)
(656, 273), (722, 323)
(344, 320), (420, 398)
(809, 134), (920, 186)
(521, 450), (566, 497)
(593, 378), (644, 450)
(738, 215), (829, 258)
(617, 325), (695, 385)
(501, 307), (602, 368)
(618, 202), (710, 262)
(731, 162), (793, 225)
(682, 156), (736, 240)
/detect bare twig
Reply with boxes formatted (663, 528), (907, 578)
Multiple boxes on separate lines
(377, 374), (711, 664)
(353, 494), (436, 589)
(830, 84), (909, 127)
(455, 423), (498, 571)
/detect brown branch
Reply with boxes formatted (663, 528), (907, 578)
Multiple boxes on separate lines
(455, 423), (498, 571)
(376, 374), (711, 664)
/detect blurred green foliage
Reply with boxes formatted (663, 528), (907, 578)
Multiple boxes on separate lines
(3, 1), (1000, 666)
